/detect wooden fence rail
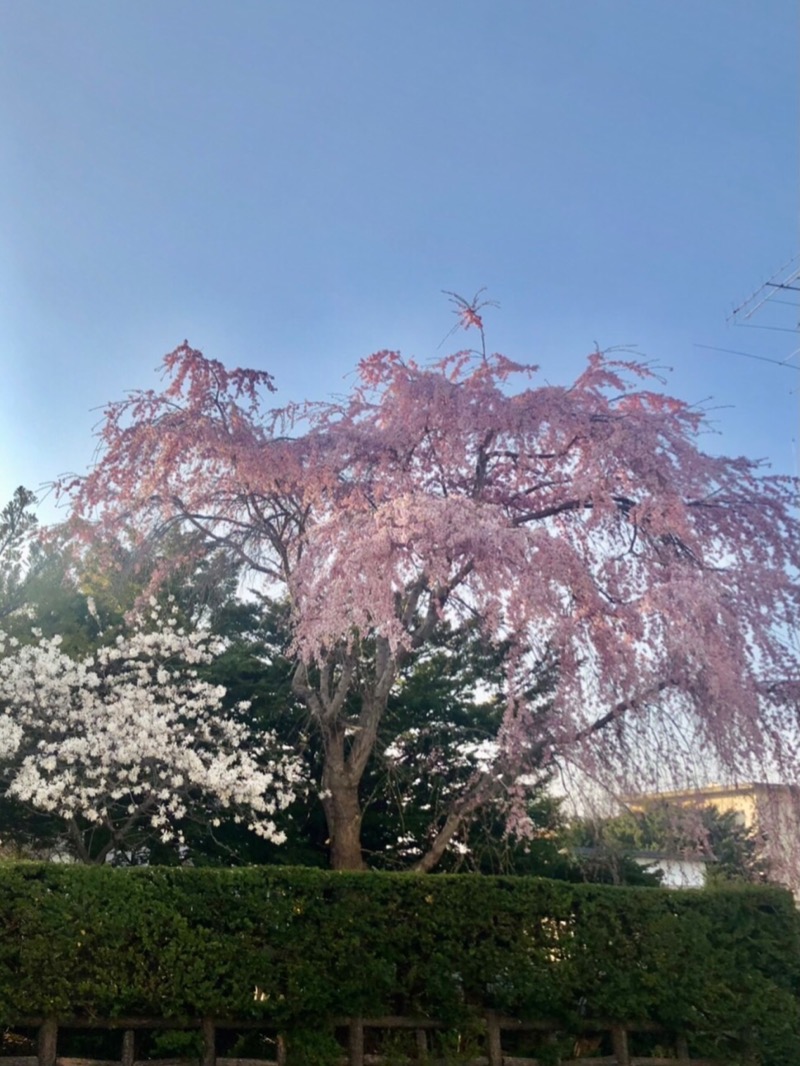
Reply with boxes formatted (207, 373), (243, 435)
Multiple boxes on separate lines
(0, 1015), (749, 1066)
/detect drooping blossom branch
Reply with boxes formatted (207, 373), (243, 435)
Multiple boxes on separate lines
(59, 335), (800, 869)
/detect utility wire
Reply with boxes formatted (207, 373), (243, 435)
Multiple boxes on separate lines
(693, 343), (800, 370)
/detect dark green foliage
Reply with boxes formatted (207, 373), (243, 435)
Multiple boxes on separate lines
(0, 865), (797, 1063)
(0, 488), (39, 621)
(360, 622), (557, 872)
(144, 601), (576, 873)
(184, 609), (624, 879)
(571, 801), (772, 886)
(702, 809), (772, 884)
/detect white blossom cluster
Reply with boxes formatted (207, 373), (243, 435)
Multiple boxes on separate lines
(0, 603), (302, 855)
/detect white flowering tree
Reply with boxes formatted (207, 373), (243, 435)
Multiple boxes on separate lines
(0, 603), (303, 863)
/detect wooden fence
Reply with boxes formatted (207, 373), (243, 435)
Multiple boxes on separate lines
(0, 1015), (750, 1066)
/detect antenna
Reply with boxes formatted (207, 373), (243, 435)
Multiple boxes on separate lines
(728, 256), (800, 368)
(694, 257), (800, 483)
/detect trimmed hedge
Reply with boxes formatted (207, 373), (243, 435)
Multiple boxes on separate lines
(0, 865), (797, 1057)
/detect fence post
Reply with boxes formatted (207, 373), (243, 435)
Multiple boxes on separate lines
(675, 1033), (690, 1065)
(37, 1018), (57, 1066)
(610, 1025), (630, 1066)
(740, 1027), (758, 1066)
(121, 1030), (136, 1066)
(415, 1027), (428, 1061)
(348, 1017), (364, 1066)
(276, 1034), (287, 1066)
(542, 1030), (560, 1062)
(485, 1012), (503, 1066)
(201, 1018), (216, 1066)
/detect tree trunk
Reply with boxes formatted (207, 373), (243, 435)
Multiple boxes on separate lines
(296, 647), (396, 872)
(301, 660), (393, 872)
(322, 776), (367, 870)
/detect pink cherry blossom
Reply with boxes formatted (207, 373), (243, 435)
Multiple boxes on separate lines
(62, 340), (800, 869)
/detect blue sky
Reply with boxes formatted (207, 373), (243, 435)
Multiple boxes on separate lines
(1, 1), (797, 522)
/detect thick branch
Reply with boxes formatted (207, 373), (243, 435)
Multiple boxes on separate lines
(411, 771), (501, 873)
(571, 680), (675, 745)
(512, 497), (589, 525)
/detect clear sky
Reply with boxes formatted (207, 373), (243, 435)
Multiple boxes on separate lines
(1, 1), (797, 522)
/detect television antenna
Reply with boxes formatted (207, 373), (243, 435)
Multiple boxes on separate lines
(727, 256), (800, 369)
(695, 257), (800, 371)
(694, 257), (800, 484)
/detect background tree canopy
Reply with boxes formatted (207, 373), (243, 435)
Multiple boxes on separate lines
(2, 318), (798, 873)
(0, 481), (783, 888)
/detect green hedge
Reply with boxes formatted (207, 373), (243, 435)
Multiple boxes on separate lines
(0, 865), (797, 1057)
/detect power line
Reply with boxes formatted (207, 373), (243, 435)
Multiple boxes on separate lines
(732, 323), (799, 335)
(693, 343), (800, 370)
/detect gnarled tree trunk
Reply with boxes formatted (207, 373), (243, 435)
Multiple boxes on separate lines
(320, 774), (367, 871)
